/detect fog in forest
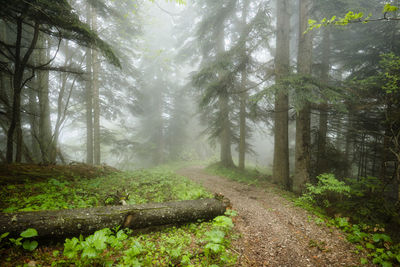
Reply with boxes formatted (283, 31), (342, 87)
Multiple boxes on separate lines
(1, 1), (400, 265)
(1, 0), (399, 193)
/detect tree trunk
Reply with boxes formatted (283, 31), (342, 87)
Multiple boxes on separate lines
(6, 18), (23, 163)
(92, 8), (101, 165)
(316, 29), (330, 176)
(28, 79), (40, 162)
(344, 113), (353, 177)
(0, 20), (9, 112)
(293, 0), (313, 194)
(6, 19), (40, 163)
(216, 20), (234, 168)
(238, 2), (248, 171)
(273, 0), (290, 188)
(51, 40), (75, 163)
(238, 74), (247, 170)
(0, 198), (229, 239)
(85, 4), (94, 165)
(38, 35), (53, 164)
(219, 94), (234, 167)
(153, 87), (164, 165)
(15, 119), (22, 163)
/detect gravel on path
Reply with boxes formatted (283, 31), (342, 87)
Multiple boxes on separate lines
(177, 166), (371, 267)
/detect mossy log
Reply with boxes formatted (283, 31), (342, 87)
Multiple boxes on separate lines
(0, 198), (229, 238)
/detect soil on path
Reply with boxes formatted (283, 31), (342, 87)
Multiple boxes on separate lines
(177, 166), (371, 267)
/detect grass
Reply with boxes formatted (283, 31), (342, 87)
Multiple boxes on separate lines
(205, 162), (271, 186)
(0, 163), (238, 266)
(0, 167), (212, 213)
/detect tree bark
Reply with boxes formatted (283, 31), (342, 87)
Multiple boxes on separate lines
(92, 8), (101, 165)
(344, 113), (353, 177)
(316, 29), (330, 176)
(238, 1), (249, 171)
(273, 0), (290, 188)
(219, 94), (234, 168)
(238, 73), (247, 170)
(6, 19), (40, 163)
(0, 198), (229, 239)
(38, 35), (53, 164)
(153, 86), (164, 165)
(216, 20), (234, 168)
(50, 40), (69, 163)
(293, 0), (313, 194)
(85, 3), (94, 165)
(28, 79), (40, 162)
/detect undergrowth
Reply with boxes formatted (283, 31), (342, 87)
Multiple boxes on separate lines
(0, 211), (238, 266)
(0, 164), (239, 266)
(0, 167), (212, 212)
(206, 163), (400, 267)
(296, 173), (400, 267)
(205, 162), (270, 186)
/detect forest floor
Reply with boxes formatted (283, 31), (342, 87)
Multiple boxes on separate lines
(178, 166), (372, 267)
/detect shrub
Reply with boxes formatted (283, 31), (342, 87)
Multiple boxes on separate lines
(300, 173), (351, 208)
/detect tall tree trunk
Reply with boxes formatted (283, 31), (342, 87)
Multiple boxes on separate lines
(273, 0), (290, 188)
(216, 21), (234, 168)
(380, 101), (392, 182)
(92, 8), (101, 165)
(85, 4), (93, 165)
(219, 93), (234, 167)
(0, 22), (11, 158)
(239, 73), (247, 170)
(51, 40), (70, 162)
(153, 87), (164, 165)
(344, 113), (353, 177)
(293, 0), (313, 194)
(6, 19), (39, 163)
(316, 29), (330, 176)
(28, 79), (40, 162)
(38, 35), (53, 164)
(238, 2), (249, 171)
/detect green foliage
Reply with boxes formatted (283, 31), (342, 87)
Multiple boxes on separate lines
(383, 4), (399, 13)
(63, 228), (129, 264)
(59, 214), (237, 266)
(297, 173), (399, 227)
(20, 228), (38, 239)
(6, 228), (39, 251)
(202, 215), (236, 265)
(2, 0), (121, 67)
(297, 173), (400, 266)
(0, 167), (237, 265)
(322, 217), (400, 266)
(254, 73), (346, 114)
(22, 240), (38, 251)
(380, 53), (400, 94)
(212, 216), (234, 230)
(307, 4), (398, 31)
(0, 168), (212, 212)
(20, 228), (39, 250)
(0, 232), (9, 243)
(205, 163), (269, 186)
(299, 173), (350, 208)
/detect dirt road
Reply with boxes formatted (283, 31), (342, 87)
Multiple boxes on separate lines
(178, 166), (369, 267)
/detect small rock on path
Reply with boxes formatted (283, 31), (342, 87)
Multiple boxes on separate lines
(177, 166), (371, 267)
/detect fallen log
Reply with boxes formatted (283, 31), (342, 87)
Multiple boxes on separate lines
(0, 198), (229, 238)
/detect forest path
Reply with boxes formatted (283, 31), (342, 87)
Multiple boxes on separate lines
(177, 166), (369, 267)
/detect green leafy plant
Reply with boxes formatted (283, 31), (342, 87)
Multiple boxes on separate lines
(1, 166), (237, 266)
(299, 173), (350, 208)
(9, 228), (39, 251)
